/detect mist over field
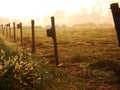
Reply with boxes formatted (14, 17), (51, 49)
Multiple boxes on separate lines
(1, 0), (120, 90)
(0, 0), (120, 26)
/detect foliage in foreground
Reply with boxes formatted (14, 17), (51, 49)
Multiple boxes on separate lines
(0, 36), (83, 90)
(0, 49), (83, 90)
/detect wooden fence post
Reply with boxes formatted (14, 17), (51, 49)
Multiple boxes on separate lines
(8, 23), (11, 38)
(6, 24), (8, 37)
(31, 20), (35, 53)
(1, 25), (4, 35)
(3, 25), (4, 35)
(51, 16), (59, 66)
(110, 3), (120, 46)
(17, 23), (23, 45)
(13, 22), (16, 42)
(46, 16), (59, 66)
(20, 23), (23, 45)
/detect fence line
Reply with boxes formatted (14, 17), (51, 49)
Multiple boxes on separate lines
(0, 16), (59, 66)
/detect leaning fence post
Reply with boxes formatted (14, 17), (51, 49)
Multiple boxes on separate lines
(110, 3), (120, 47)
(51, 17), (59, 66)
(31, 20), (35, 53)
(46, 16), (59, 66)
(13, 22), (16, 42)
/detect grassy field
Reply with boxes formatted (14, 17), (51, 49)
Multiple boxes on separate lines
(1, 24), (120, 89)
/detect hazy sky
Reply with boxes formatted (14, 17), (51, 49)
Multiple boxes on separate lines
(0, 0), (120, 25)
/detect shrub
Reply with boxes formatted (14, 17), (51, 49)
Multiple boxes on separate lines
(0, 49), (37, 90)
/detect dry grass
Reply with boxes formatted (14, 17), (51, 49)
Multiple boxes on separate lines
(2, 24), (120, 89)
(7, 24), (120, 63)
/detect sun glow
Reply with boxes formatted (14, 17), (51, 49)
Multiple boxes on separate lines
(0, 0), (120, 25)
(0, 0), (111, 18)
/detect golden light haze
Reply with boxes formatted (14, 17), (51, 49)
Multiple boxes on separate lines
(0, 0), (120, 26)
